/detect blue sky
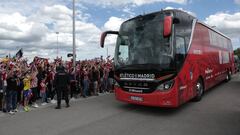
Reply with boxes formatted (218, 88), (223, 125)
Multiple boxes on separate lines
(0, 0), (240, 60)
(86, 0), (240, 26)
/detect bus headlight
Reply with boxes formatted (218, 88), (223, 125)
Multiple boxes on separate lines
(157, 80), (174, 91)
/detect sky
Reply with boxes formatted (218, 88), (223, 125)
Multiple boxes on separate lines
(0, 0), (240, 61)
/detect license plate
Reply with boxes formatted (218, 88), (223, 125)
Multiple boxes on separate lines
(130, 96), (143, 102)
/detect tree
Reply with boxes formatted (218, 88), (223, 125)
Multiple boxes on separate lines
(234, 48), (240, 58)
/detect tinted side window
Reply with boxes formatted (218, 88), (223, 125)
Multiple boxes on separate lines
(175, 12), (193, 50)
(174, 12), (193, 69)
(176, 36), (186, 67)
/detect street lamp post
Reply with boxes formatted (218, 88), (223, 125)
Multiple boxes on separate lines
(107, 46), (108, 58)
(56, 32), (59, 58)
(73, 0), (76, 73)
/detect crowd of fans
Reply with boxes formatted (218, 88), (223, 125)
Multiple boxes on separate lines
(0, 56), (114, 114)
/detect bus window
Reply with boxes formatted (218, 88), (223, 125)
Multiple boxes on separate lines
(118, 36), (129, 64)
(176, 36), (186, 67)
(176, 36), (186, 55)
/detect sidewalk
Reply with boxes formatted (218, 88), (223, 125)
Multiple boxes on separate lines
(0, 92), (112, 117)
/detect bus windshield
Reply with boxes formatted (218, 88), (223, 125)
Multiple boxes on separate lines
(115, 13), (175, 70)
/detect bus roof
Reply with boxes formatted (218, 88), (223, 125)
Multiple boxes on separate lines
(124, 9), (195, 24)
(123, 9), (230, 40)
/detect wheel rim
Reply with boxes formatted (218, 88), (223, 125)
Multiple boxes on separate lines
(196, 82), (203, 96)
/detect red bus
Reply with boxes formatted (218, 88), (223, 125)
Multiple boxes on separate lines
(100, 9), (235, 107)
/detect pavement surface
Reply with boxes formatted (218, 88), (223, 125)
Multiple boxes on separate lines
(0, 74), (240, 135)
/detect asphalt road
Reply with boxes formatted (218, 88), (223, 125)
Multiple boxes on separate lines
(0, 74), (240, 135)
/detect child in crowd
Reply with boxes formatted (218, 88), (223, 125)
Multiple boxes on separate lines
(40, 78), (47, 106)
(23, 73), (31, 112)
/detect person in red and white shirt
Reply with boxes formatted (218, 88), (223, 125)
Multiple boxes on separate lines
(30, 66), (39, 108)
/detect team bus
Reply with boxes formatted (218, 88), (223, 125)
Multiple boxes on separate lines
(100, 9), (235, 107)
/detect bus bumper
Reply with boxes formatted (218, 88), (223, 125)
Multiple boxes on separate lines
(115, 87), (179, 108)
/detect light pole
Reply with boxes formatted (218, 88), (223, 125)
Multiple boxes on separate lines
(72, 0), (76, 73)
(56, 32), (59, 58)
(107, 46), (108, 58)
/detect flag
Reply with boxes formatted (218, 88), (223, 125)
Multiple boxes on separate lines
(15, 48), (23, 59)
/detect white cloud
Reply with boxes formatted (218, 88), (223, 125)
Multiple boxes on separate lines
(205, 12), (240, 49)
(80, 0), (187, 7)
(133, 0), (187, 5)
(205, 12), (240, 36)
(41, 5), (72, 21)
(0, 0), (68, 15)
(102, 16), (125, 46)
(164, 6), (196, 17)
(103, 17), (125, 31)
(0, 12), (48, 42)
(0, 4), (103, 60)
(122, 6), (136, 18)
(235, 0), (240, 5)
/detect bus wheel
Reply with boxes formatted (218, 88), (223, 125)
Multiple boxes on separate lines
(193, 79), (204, 102)
(225, 70), (231, 82)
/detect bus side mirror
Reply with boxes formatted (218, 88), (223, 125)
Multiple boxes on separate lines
(163, 16), (173, 37)
(100, 31), (119, 48)
(100, 32), (107, 48)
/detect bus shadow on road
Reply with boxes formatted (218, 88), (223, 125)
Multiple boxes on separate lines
(117, 103), (192, 117)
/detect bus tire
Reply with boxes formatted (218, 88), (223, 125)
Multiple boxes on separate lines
(225, 70), (231, 82)
(192, 78), (204, 102)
